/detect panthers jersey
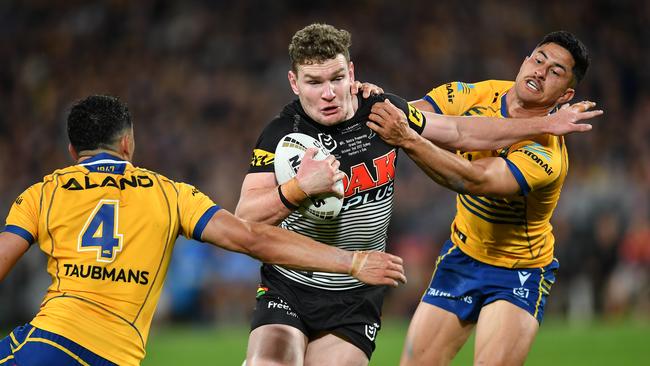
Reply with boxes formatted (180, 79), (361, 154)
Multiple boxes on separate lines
(249, 93), (426, 290)
(424, 80), (567, 268)
(3, 153), (219, 366)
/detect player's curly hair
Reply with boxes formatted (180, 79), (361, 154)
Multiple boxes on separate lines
(67, 95), (132, 153)
(289, 23), (351, 72)
(538, 31), (590, 86)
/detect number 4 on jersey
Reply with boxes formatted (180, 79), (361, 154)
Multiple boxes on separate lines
(78, 200), (124, 263)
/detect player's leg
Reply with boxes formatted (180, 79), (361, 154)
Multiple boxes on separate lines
(473, 259), (559, 366)
(473, 300), (539, 366)
(246, 324), (308, 366)
(399, 302), (474, 366)
(400, 240), (482, 365)
(304, 333), (368, 366)
(246, 266), (312, 366)
(304, 283), (387, 366)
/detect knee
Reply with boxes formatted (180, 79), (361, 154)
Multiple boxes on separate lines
(474, 351), (523, 366)
(244, 350), (302, 366)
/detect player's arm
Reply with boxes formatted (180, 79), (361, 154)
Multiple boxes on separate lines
(397, 134), (519, 197)
(368, 100), (524, 197)
(235, 148), (344, 225)
(201, 209), (406, 287)
(0, 232), (30, 282)
(415, 101), (601, 151)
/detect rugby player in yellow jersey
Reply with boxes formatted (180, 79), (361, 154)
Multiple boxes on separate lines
(367, 31), (599, 365)
(0, 95), (407, 366)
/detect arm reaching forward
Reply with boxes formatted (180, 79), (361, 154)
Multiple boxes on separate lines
(201, 209), (407, 287)
(367, 99), (574, 197)
(0, 232), (29, 282)
(409, 99), (602, 151)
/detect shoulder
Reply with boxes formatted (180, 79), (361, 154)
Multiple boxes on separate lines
(259, 109), (301, 140)
(475, 80), (514, 93)
(363, 93), (409, 111)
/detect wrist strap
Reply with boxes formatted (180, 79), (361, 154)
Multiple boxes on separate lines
(350, 251), (369, 277)
(278, 184), (300, 210)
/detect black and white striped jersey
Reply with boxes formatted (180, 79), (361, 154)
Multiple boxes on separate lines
(248, 93), (426, 290)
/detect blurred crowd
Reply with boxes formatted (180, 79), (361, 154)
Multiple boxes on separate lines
(1, 0), (648, 326)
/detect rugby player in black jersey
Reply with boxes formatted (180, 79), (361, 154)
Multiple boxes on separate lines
(236, 23), (600, 366)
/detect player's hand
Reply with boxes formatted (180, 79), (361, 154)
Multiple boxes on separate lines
(296, 148), (345, 198)
(545, 100), (603, 136)
(351, 81), (384, 98)
(349, 250), (407, 287)
(367, 99), (419, 147)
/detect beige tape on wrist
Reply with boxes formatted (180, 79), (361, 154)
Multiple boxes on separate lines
(350, 251), (369, 277)
(281, 178), (308, 207)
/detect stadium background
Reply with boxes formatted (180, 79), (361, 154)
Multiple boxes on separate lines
(0, 0), (648, 364)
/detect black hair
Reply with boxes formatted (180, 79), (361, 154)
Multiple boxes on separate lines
(67, 95), (132, 152)
(538, 31), (590, 85)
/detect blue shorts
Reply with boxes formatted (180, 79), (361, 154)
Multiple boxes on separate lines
(0, 324), (116, 366)
(421, 240), (559, 324)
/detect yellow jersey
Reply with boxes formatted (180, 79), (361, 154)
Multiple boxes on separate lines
(3, 153), (219, 365)
(424, 80), (568, 268)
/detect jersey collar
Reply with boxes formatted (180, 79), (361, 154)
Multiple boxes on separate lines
(78, 152), (131, 174)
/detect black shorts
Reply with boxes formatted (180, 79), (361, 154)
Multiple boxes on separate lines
(250, 265), (387, 359)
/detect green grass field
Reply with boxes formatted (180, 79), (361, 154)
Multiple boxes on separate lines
(143, 318), (649, 365)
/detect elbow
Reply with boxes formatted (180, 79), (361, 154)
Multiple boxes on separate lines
(234, 199), (253, 220)
(448, 170), (487, 195)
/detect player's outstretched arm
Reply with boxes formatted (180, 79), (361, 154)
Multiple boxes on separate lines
(368, 101), (521, 197)
(411, 100), (602, 151)
(0, 232), (29, 282)
(202, 209), (406, 287)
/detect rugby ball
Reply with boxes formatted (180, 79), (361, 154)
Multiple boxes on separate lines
(274, 133), (344, 220)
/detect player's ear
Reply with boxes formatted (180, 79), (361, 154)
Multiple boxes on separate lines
(348, 61), (355, 83)
(68, 144), (79, 161)
(557, 88), (575, 104)
(119, 132), (134, 161)
(288, 70), (300, 95)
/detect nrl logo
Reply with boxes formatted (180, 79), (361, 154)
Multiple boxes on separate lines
(365, 322), (380, 341)
(318, 133), (337, 152)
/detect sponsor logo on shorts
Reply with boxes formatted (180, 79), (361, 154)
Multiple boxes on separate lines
(365, 322), (380, 341)
(518, 271), (531, 286)
(267, 299), (298, 319)
(256, 286), (268, 298)
(426, 287), (473, 304)
(513, 287), (530, 300)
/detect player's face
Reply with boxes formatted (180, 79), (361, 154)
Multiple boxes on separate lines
(288, 54), (355, 126)
(514, 42), (576, 107)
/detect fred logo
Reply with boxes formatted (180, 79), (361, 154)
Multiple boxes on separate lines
(250, 149), (275, 167)
(407, 104), (424, 128)
(15, 196), (23, 205)
(365, 322), (380, 341)
(191, 188), (199, 196)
